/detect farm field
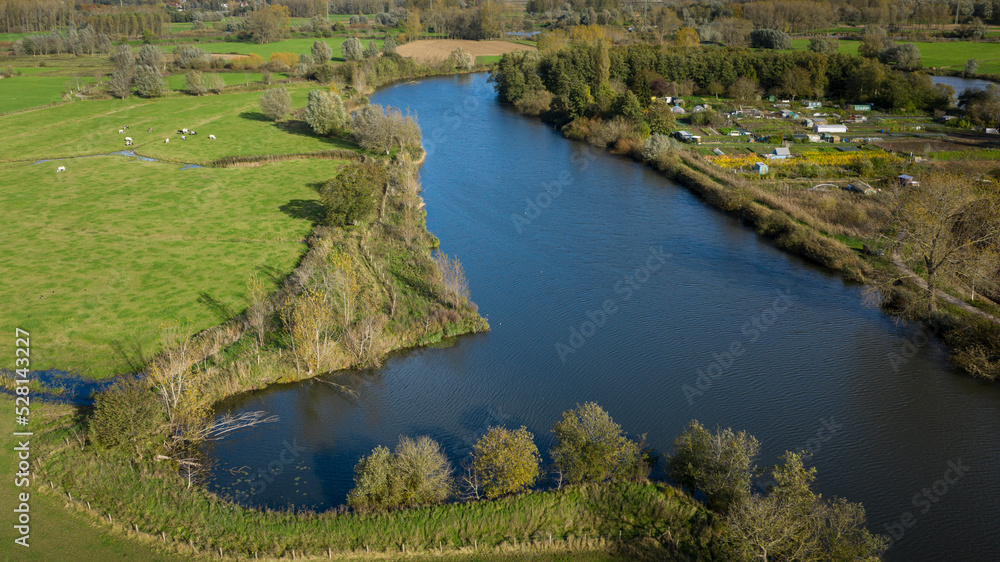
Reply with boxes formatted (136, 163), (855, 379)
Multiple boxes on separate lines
(0, 85), (359, 376)
(790, 37), (1000, 74)
(396, 39), (534, 62)
(0, 73), (94, 113)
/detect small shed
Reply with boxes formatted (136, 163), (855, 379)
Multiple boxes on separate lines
(754, 162), (769, 174)
(804, 100), (822, 109)
(822, 133), (841, 143)
(693, 105), (707, 113)
(986, 128), (999, 135)
(815, 124), (848, 134)
(897, 174), (919, 187)
(771, 147), (792, 159)
(713, 148), (726, 156)
(670, 106), (686, 115)
(851, 104), (872, 111)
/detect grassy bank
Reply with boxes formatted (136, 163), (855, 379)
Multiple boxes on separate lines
(8, 395), (722, 560)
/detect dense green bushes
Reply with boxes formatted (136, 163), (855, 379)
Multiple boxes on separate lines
(88, 376), (163, 451)
(321, 161), (386, 226)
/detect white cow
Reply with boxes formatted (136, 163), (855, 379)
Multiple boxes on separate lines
(124, 137), (132, 142)
(182, 128), (189, 133)
(56, 166), (66, 172)
(208, 134), (216, 140)
(118, 129), (124, 133)
(181, 135), (186, 140)
(165, 138), (170, 143)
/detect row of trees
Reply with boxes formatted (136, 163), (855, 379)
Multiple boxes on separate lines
(107, 43), (167, 98)
(346, 405), (886, 559)
(492, 39), (953, 118)
(0, 0), (71, 33)
(85, 7), (167, 37)
(348, 403), (644, 511)
(12, 26), (112, 57)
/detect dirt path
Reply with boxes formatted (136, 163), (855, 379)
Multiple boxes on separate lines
(892, 254), (1000, 324)
(396, 39), (534, 62)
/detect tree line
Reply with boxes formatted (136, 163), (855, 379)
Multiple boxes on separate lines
(342, 402), (886, 559)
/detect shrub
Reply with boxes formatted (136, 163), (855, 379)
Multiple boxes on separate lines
(449, 46), (475, 70)
(668, 420), (760, 514)
(351, 104), (421, 153)
(383, 34), (397, 55)
(472, 426), (541, 499)
(259, 87), (292, 121)
(586, 116), (638, 148)
(808, 37), (839, 55)
(311, 39), (333, 62)
(551, 402), (644, 485)
(321, 161), (386, 226)
(185, 70), (207, 95)
(133, 64), (165, 97)
(750, 28), (791, 50)
(138, 43), (163, 70)
(89, 376), (163, 451)
(645, 102), (676, 135)
(268, 51), (298, 71)
(347, 436), (453, 511)
(515, 89), (553, 116)
(173, 45), (211, 69)
(204, 72), (225, 94)
(230, 53), (264, 71)
(342, 36), (363, 61)
(304, 89), (347, 135)
(364, 40), (379, 59)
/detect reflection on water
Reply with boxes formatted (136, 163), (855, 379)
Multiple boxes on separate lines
(206, 73), (1000, 561)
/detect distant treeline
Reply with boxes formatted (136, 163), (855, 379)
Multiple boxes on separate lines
(0, 0), (71, 33)
(494, 43), (952, 115)
(82, 7), (167, 38)
(12, 26), (112, 56)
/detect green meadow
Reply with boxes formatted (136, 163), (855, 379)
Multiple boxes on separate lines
(790, 37), (1000, 74)
(157, 36), (384, 62)
(0, 86), (360, 376)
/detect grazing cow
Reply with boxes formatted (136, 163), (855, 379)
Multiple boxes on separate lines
(182, 128), (189, 133)
(208, 134), (216, 140)
(118, 129), (124, 133)
(181, 135), (186, 140)
(56, 166), (65, 172)
(124, 137), (132, 142)
(190, 131), (196, 135)
(165, 138), (170, 143)
(125, 140), (132, 146)
(147, 128), (153, 133)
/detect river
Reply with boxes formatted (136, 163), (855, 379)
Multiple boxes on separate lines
(205, 73), (1000, 560)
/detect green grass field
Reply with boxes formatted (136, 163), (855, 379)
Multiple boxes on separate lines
(0, 400), (185, 560)
(0, 86), (360, 376)
(790, 37), (1000, 74)
(158, 36), (384, 62)
(0, 74), (92, 113)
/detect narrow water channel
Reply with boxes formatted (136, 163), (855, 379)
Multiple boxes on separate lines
(206, 73), (1000, 560)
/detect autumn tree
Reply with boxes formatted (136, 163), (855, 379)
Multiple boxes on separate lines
(728, 76), (762, 102)
(259, 86), (292, 121)
(448, 46), (475, 70)
(304, 88), (347, 135)
(728, 452), (888, 560)
(348, 436), (454, 511)
(780, 66), (813, 100)
(281, 287), (334, 376)
(383, 34), (397, 54)
(645, 102), (677, 134)
(470, 426), (541, 499)
(351, 104), (421, 154)
(204, 72), (225, 94)
(185, 70), (207, 95)
(668, 420), (760, 514)
(363, 39), (379, 59)
(244, 4), (290, 44)
(876, 172), (1000, 313)
(750, 28), (791, 49)
(675, 27), (700, 47)
(551, 402), (644, 485)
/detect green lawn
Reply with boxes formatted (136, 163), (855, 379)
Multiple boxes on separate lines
(164, 71), (272, 91)
(0, 86), (361, 376)
(0, 87), (355, 164)
(0, 399), (185, 560)
(0, 74), (93, 113)
(158, 36), (384, 62)
(789, 37), (1000, 74)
